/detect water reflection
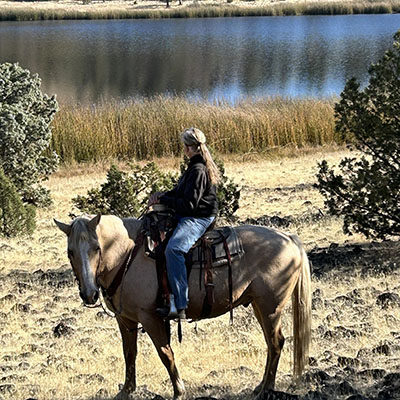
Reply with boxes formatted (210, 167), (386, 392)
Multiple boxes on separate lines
(0, 15), (399, 103)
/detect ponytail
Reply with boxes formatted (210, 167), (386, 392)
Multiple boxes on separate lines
(199, 142), (220, 186)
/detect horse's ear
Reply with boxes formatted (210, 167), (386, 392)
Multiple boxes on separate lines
(88, 213), (101, 231)
(54, 219), (71, 236)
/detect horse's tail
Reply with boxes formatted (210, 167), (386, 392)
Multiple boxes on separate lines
(290, 235), (312, 378)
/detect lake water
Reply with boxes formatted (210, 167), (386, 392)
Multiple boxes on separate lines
(0, 14), (399, 103)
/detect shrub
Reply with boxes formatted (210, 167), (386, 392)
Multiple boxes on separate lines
(316, 31), (400, 239)
(0, 168), (35, 237)
(73, 158), (240, 220)
(72, 163), (177, 218)
(0, 62), (59, 207)
(216, 159), (240, 220)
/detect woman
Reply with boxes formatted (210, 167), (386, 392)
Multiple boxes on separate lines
(148, 127), (220, 320)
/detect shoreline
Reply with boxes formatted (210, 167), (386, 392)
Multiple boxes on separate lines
(1, 0), (399, 21)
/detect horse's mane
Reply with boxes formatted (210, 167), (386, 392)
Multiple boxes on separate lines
(70, 214), (143, 242)
(70, 217), (92, 244)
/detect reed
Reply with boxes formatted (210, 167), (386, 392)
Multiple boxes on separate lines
(51, 96), (338, 162)
(0, 0), (399, 21)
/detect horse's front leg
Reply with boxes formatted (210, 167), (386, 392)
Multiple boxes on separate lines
(140, 313), (185, 399)
(114, 317), (138, 400)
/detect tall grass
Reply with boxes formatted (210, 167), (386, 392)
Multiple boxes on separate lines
(1, 0), (400, 21)
(51, 96), (338, 162)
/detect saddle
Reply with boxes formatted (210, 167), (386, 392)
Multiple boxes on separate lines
(141, 208), (245, 319)
(188, 226), (244, 268)
(142, 208), (177, 255)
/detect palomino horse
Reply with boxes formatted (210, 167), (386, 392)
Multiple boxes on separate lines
(54, 214), (311, 400)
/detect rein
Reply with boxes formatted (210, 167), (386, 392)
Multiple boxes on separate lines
(98, 232), (145, 315)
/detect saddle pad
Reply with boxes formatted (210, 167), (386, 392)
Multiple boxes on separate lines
(190, 226), (244, 268)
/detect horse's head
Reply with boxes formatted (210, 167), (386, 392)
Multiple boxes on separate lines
(54, 214), (102, 305)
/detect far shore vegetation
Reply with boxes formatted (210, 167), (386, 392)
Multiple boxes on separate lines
(51, 96), (340, 163)
(1, 0), (400, 21)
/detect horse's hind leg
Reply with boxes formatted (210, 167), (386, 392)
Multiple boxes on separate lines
(140, 313), (185, 399)
(252, 302), (285, 397)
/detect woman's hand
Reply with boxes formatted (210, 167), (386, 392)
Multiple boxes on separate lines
(148, 192), (164, 207)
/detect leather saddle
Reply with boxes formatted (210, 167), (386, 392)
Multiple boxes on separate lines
(142, 210), (244, 266)
(188, 226), (244, 268)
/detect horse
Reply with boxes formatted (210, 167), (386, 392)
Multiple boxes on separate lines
(54, 213), (311, 400)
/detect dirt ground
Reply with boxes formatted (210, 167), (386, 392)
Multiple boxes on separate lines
(0, 149), (400, 400)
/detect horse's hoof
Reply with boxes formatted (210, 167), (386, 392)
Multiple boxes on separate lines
(113, 390), (133, 400)
(254, 389), (278, 400)
(253, 392), (262, 400)
(253, 384), (262, 395)
(173, 389), (186, 399)
(173, 386), (186, 399)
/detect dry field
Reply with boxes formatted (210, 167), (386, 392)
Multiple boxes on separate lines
(0, 0), (378, 14)
(1, 0), (399, 20)
(0, 148), (400, 400)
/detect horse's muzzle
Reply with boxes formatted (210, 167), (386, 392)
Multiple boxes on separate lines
(80, 288), (99, 305)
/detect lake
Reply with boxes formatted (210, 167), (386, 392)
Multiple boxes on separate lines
(0, 14), (399, 103)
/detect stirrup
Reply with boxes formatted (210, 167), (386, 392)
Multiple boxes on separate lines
(155, 306), (170, 318)
(155, 295), (186, 320)
(167, 309), (186, 320)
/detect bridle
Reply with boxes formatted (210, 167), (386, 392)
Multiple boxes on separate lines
(79, 233), (145, 318)
(68, 245), (109, 312)
(80, 248), (117, 316)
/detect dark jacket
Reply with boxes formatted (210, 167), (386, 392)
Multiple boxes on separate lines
(159, 154), (218, 217)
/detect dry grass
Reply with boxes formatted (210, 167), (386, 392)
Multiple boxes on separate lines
(1, 149), (399, 400)
(0, 0), (399, 20)
(51, 97), (338, 162)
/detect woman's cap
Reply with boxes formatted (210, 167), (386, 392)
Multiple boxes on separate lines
(181, 127), (206, 146)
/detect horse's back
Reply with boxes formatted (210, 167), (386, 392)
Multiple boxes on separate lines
(234, 224), (303, 262)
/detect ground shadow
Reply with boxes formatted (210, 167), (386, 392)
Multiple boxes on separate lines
(84, 370), (400, 400)
(308, 240), (399, 277)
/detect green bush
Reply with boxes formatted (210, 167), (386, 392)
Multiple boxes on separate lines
(73, 158), (240, 220)
(316, 31), (400, 239)
(215, 158), (240, 220)
(72, 162), (177, 218)
(0, 168), (35, 237)
(0, 62), (59, 207)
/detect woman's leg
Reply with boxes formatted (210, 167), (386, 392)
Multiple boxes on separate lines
(165, 216), (214, 311)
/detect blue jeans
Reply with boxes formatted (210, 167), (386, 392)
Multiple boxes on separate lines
(165, 216), (215, 310)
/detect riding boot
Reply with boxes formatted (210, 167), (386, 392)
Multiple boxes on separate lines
(156, 295), (186, 320)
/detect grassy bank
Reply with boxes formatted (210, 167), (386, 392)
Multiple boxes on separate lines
(1, 0), (400, 21)
(51, 96), (338, 162)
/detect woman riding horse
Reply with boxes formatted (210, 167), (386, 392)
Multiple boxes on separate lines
(148, 127), (220, 320)
(54, 127), (311, 399)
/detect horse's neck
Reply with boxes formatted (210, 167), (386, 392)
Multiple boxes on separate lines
(98, 217), (143, 289)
